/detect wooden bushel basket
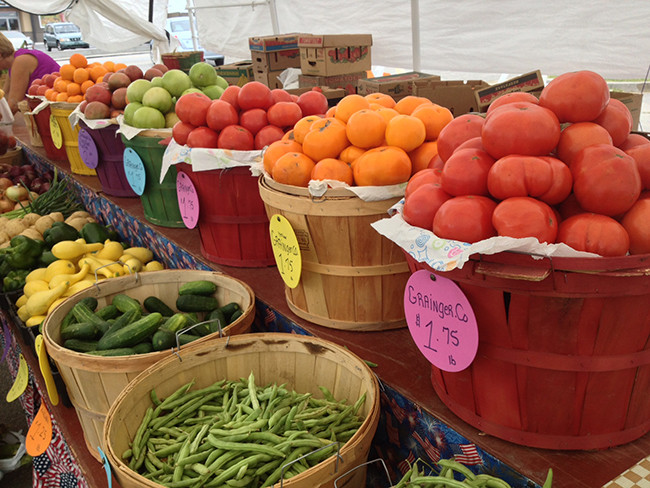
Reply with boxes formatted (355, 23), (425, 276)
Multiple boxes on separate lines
(103, 332), (381, 488)
(42, 270), (255, 461)
(258, 177), (410, 331)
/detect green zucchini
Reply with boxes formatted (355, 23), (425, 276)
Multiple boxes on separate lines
(63, 338), (99, 353)
(132, 342), (154, 354)
(143, 296), (175, 316)
(102, 308), (142, 338)
(206, 308), (226, 334)
(111, 293), (142, 313)
(176, 294), (220, 313)
(60, 322), (100, 341)
(88, 348), (137, 357)
(178, 280), (217, 296)
(97, 312), (163, 350)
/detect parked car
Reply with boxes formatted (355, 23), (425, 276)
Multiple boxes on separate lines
(165, 16), (224, 66)
(3, 30), (34, 50)
(43, 22), (89, 51)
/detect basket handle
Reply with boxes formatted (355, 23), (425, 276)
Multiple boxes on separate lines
(334, 457), (392, 487)
(170, 317), (226, 361)
(278, 442), (343, 487)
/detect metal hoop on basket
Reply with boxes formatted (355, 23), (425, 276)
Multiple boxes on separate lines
(171, 318), (224, 361)
(278, 442), (342, 487)
(92, 260), (140, 293)
(334, 457), (392, 487)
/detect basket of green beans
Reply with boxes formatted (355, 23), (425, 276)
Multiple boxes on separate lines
(103, 332), (381, 488)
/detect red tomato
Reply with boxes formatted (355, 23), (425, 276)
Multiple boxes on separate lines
(441, 148), (495, 196)
(267, 102), (303, 129)
(572, 144), (641, 216)
(621, 198), (650, 254)
(618, 133), (650, 151)
(238, 81), (274, 111)
(171, 121), (195, 146)
(217, 125), (254, 150)
(405, 168), (442, 199)
(555, 122), (613, 166)
(254, 125), (285, 150)
(220, 85), (241, 111)
(239, 108), (268, 135)
(487, 155), (553, 200)
(271, 89), (294, 104)
(624, 143), (650, 189)
(592, 98), (633, 147)
(172, 92), (212, 127)
(486, 91), (539, 115)
(536, 156), (573, 205)
(557, 193), (585, 220)
(557, 213), (630, 256)
(538, 70), (609, 123)
(453, 136), (484, 153)
(402, 183), (451, 230)
(481, 102), (561, 159)
(436, 114), (485, 162)
(206, 100), (239, 132)
(297, 90), (328, 116)
(492, 196), (558, 243)
(186, 126), (219, 149)
(427, 154), (444, 170)
(433, 195), (497, 243)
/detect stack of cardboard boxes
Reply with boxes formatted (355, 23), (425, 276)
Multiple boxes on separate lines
(248, 34), (303, 89)
(215, 60), (255, 87)
(298, 34), (373, 95)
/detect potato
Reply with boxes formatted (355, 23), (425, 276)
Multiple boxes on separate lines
(21, 213), (41, 226)
(4, 219), (25, 238)
(66, 211), (91, 222)
(0, 230), (9, 244)
(20, 228), (44, 241)
(65, 217), (88, 231)
(33, 215), (55, 235)
(49, 212), (64, 222)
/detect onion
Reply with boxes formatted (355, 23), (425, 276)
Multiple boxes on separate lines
(39, 182), (51, 193)
(5, 184), (28, 202)
(8, 166), (22, 178)
(0, 177), (11, 191)
(21, 165), (34, 173)
(0, 198), (13, 213)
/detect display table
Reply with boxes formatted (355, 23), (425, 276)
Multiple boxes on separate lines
(4, 114), (650, 488)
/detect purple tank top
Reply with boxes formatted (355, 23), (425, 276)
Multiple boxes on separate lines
(11, 49), (61, 86)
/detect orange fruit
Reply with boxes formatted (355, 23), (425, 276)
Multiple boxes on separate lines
(302, 118), (350, 161)
(292, 115), (322, 144)
(281, 130), (295, 141)
(345, 109), (386, 149)
(325, 106), (336, 118)
(114, 62), (127, 71)
(89, 65), (108, 82)
(67, 94), (83, 103)
(376, 107), (400, 125)
(334, 94), (371, 124)
(394, 95), (433, 115)
(311, 158), (354, 185)
(59, 64), (75, 81)
(353, 146), (412, 186)
(365, 92), (396, 109)
(69, 53), (88, 69)
(72, 68), (90, 84)
(339, 145), (366, 164)
(103, 60), (116, 72)
(54, 78), (70, 93)
(385, 115), (427, 152)
(271, 152), (316, 187)
(412, 104), (454, 141)
(55, 92), (69, 102)
(408, 141), (439, 175)
(66, 82), (81, 96)
(80, 80), (94, 94)
(44, 88), (57, 101)
(263, 140), (303, 174)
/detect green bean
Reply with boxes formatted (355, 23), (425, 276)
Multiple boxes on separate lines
(207, 454), (271, 487)
(226, 475), (254, 487)
(247, 372), (260, 410)
(206, 436), (285, 458)
(151, 388), (162, 406)
(438, 459), (477, 481)
(173, 435), (193, 482)
(158, 380), (196, 411)
(409, 476), (470, 488)
(176, 450), (210, 467)
(122, 448), (132, 460)
(190, 424), (210, 454)
(318, 385), (336, 402)
(132, 407), (154, 460)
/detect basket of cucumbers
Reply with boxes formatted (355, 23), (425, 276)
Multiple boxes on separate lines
(41, 269), (255, 462)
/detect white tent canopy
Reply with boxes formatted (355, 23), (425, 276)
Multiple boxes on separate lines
(7, 0), (650, 80)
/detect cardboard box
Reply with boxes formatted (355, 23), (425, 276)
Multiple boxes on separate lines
(253, 68), (285, 89)
(249, 34), (302, 52)
(611, 90), (643, 131)
(474, 70), (545, 111)
(298, 34), (372, 77)
(299, 71), (368, 95)
(286, 86), (347, 107)
(414, 79), (489, 116)
(357, 71), (441, 101)
(216, 61), (254, 86)
(251, 49), (301, 71)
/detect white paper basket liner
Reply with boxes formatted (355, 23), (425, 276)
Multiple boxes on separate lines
(69, 104), (118, 129)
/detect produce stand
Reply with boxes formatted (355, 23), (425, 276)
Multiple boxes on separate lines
(3, 113), (650, 488)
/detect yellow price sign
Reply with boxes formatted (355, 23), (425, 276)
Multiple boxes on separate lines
(269, 214), (302, 289)
(35, 335), (59, 406)
(26, 401), (52, 457)
(6, 353), (28, 402)
(50, 114), (63, 149)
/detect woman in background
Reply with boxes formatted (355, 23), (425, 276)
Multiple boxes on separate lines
(0, 32), (60, 113)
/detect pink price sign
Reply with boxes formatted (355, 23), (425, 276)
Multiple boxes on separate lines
(176, 171), (199, 229)
(404, 269), (478, 372)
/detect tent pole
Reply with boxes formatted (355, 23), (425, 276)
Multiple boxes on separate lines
(411, 0), (421, 71)
(268, 0), (280, 35)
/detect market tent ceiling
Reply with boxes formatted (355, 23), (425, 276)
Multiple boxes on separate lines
(7, 0), (650, 80)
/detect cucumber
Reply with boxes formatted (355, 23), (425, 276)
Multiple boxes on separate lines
(60, 296), (98, 330)
(60, 322), (100, 341)
(96, 304), (120, 321)
(229, 309), (244, 324)
(206, 308), (227, 334)
(132, 342), (154, 354)
(97, 313), (163, 350)
(218, 302), (241, 320)
(72, 301), (110, 332)
(111, 294), (142, 313)
(176, 294), (220, 313)
(178, 334), (200, 346)
(79, 296), (99, 312)
(178, 280), (218, 296)
(102, 308), (142, 338)
(63, 339), (99, 353)
(143, 296), (175, 316)
(88, 348), (137, 357)
(162, 313), (188, 333)
(152, 328), (176, 351)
